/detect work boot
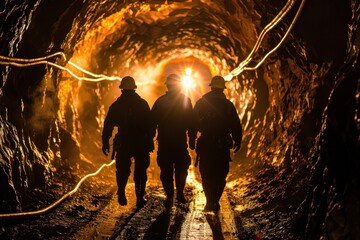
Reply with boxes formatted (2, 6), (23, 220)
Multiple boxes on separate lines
(203, 200), (214, 212)
(135, 180), (147, 208)
(117, 192), (127, 206)
(136, 197), (147, 208)
(204, 203), (214, 212)
(213, 202), (220, 212)
(163, 196), (174, 210)
(176, 193), (188, 204)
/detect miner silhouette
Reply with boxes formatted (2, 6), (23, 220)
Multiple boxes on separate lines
(151, 74), (196, 208)
(194, 75), (242, 211)
(102, 76), (153, 208)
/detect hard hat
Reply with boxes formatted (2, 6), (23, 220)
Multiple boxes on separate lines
(209, 75), (226, 89)
(119, 76), (137, 89)
(165, 74), (181, 86)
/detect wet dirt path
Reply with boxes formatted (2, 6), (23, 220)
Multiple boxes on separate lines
(179, 166), (238, 240)
(0, 163), (301, 239)
(1, 154), (240, 239)
(72, 165), (239, 240)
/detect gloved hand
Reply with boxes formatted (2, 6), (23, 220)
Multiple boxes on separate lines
(189, 138), (196, 150)
(233, 142), (241, 153)
(102, 142), (110, 156)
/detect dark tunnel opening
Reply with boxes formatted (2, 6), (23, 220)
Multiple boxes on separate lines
(0, 0), (359, 239)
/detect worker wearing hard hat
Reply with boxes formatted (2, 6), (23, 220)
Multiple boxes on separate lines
(194, 75), (242, 212)
(102, 76), (153, 208)
(151, 74), (196, 209)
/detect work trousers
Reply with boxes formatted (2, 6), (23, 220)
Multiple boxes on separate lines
(115, 148), (150, 200)
(199, 151), (230, 206)
(157, 148), (191, 199)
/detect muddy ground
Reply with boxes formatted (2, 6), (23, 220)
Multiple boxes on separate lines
(0, 158), (302, 240)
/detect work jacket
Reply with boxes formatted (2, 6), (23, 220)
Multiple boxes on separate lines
(102, 91), (152, 151)
(194, 90), (242, 151)
(151, 91), (196, 151)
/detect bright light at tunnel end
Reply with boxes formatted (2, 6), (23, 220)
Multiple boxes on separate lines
(181, 67), (197, 91)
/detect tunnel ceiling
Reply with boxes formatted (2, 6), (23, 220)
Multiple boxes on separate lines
(64, 0), (259, 76)
(60, 0), (265, 113)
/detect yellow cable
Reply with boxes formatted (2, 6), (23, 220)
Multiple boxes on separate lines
(0, 160), (115, 220)
(235, 0), (296, 70)
(0, 52), (67, 62)
(0, 53), (121, 82)
(0, 60), (121, 82)
(243, 0), (306, 71)
(224, 0), (306, 80)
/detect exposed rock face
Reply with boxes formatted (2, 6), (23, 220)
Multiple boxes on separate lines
(0, 0), (359, 237)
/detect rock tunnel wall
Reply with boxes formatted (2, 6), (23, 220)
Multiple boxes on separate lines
(0, 0), (359, 238)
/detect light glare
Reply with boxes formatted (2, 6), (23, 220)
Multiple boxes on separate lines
(181, 68), (196, 90)
(185, 67), (192, 75)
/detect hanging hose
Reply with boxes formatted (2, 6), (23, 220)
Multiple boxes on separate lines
(0, 160), (115, 220)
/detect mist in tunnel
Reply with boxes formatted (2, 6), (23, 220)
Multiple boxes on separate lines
(0, 0), (359, 239)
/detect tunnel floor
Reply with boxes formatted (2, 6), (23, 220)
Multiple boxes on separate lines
(0, 154), (300, 240)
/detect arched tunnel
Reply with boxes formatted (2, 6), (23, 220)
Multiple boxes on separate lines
(0, 0), (359, 239)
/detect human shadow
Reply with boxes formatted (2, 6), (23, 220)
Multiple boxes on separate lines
(205, 213), (225, 240)
(167, 208), (186, 239)
(143, 209), (171, 239)
(110, 207), (140, 240)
